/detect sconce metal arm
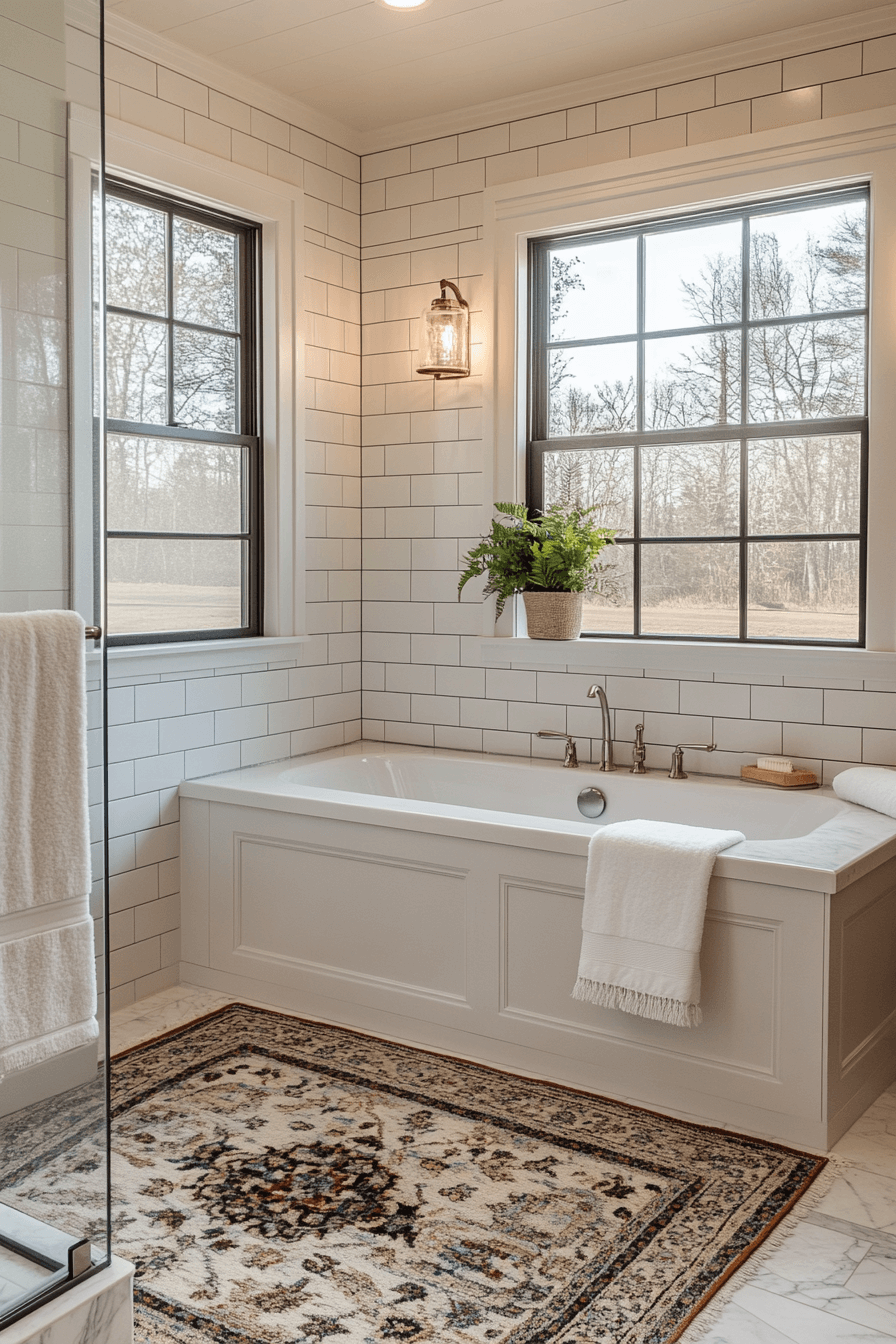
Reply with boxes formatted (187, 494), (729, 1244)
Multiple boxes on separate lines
(439, 279), (469, 308)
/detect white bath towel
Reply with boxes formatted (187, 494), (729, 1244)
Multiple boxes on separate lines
(832, 766), (896, 817)
(0, 611), (98, 1075)
(572, 819), (745, 1028)
(0, 915), (98, 1075)
(0, 611), (92, 915)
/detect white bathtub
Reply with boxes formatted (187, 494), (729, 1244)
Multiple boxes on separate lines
(179, 742), (896, 1149)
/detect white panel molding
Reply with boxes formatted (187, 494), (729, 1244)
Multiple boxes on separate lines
(229, 940), (470, 1009)
(231, 832), (470, 1005)
(179, 789), (882, 1146)
(838, 883), (896, 1073)
(841, 1002), (896, 1074)
(106, 115), (305, 639)
(233, 833), (468, 883)
(484, 104), (896, 668)
(498, 877), (782, 1079)
(104, 12), (357, 154)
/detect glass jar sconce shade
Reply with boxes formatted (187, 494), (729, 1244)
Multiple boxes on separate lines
(416, 279), (470, 379)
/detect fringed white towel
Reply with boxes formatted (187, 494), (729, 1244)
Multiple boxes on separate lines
(832, 766), (896, 818)
(0, 611), (98, 1075)
(572, 819), (745, 1028)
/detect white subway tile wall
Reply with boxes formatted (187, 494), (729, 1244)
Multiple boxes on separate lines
(99, 27), (896, 1008)
(0, 7), (69, 613)
(358, 34), (896, 791)
(103, 49), (361, 1006)
(87, 641), (361, 1009)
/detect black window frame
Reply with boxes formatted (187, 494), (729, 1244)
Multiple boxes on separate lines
(104, 178), (262, 646)
(528, 185), (869, 647)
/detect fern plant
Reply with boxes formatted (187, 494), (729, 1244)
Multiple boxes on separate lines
(458, 502), (619, 619)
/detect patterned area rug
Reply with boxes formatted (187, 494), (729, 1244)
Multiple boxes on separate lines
(99, 1005), (825, 1343)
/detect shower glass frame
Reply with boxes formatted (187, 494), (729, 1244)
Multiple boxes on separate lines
(0, 0), (112, 1328)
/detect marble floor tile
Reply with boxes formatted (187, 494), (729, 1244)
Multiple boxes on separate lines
(689, 1299), (801, 1343)
(818, 1170), (896, 1240)
(733, 1284), (896, 1341)
(748, 1221), (871, 1293)
(109, 986), (231, 1054)
(835, 1129), (896, 1182)
(847, 1254), (896, 1323)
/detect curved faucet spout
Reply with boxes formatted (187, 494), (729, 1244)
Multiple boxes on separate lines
(586, 684), (616, 772)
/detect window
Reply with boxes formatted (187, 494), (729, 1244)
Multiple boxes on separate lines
(528, 187), (868, 644)
(104, 181), (261, 644)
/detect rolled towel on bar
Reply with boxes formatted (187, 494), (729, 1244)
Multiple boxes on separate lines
(573, 819), (745, 1028)
(832, 766), (896, 818)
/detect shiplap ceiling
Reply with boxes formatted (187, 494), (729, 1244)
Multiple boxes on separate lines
(105, 0), (876, 132)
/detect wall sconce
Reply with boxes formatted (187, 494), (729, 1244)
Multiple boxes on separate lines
(416, 279), (470, 379)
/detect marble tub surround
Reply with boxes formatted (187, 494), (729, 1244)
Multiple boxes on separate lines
(1, 1256), (133, 1344)
(107, 983), (231, 1057)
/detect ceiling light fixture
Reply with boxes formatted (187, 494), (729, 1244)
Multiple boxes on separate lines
(416, 280), (471, 379)
(376, 0), (430, 9)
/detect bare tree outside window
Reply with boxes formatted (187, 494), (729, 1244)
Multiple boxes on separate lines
(104, 183), (260, 643)
(531, 189), (868, 643)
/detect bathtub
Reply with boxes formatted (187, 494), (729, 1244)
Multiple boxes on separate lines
(179, 742), (896, 1149)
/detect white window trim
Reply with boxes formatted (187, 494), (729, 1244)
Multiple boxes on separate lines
(68, 110), (306, 660)
(481, 103), (896, 680)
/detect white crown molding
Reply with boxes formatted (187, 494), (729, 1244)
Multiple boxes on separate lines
(103, 11), (359, 155)
(354, 0), (896, 154)
(104, 1), (896, 159)
(65, 0), (99, 37)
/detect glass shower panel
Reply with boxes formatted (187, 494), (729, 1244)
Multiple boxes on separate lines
(0, 0), (110, 1328)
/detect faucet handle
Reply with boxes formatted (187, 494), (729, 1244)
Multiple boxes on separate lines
(669, 742), (716, 780)
(537, 730), (578, 769)
(631, 723), (648, 774)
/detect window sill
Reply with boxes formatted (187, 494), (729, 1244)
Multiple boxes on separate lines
(478, 636), (896, 682)
(89, 634), (309, 677)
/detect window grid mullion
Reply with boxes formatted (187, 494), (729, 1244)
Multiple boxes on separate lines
(634, 232), (646, 635)
(166, 207), (174, 429)
(106, 306), (240, 341)
(529, 185), (868, 646)
(611, 531), (861, 545)
(739, 214), (750, 639)
(532, 414), (865, 452)
(107, 530), (249, 541)
(105, 182), (260, 646)
(543, 304), (868, 352)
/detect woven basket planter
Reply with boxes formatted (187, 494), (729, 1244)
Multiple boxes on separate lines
(523, 591), (584, 640)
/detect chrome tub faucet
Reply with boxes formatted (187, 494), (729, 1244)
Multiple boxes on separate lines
(586, 684), (615, 772)
(536, 730), (578, 768)
(669, 742), (716, 779)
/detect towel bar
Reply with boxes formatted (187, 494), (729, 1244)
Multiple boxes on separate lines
(85, 626), (101, 639)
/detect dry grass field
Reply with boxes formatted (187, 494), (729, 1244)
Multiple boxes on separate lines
(107, 584), (242, 635)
